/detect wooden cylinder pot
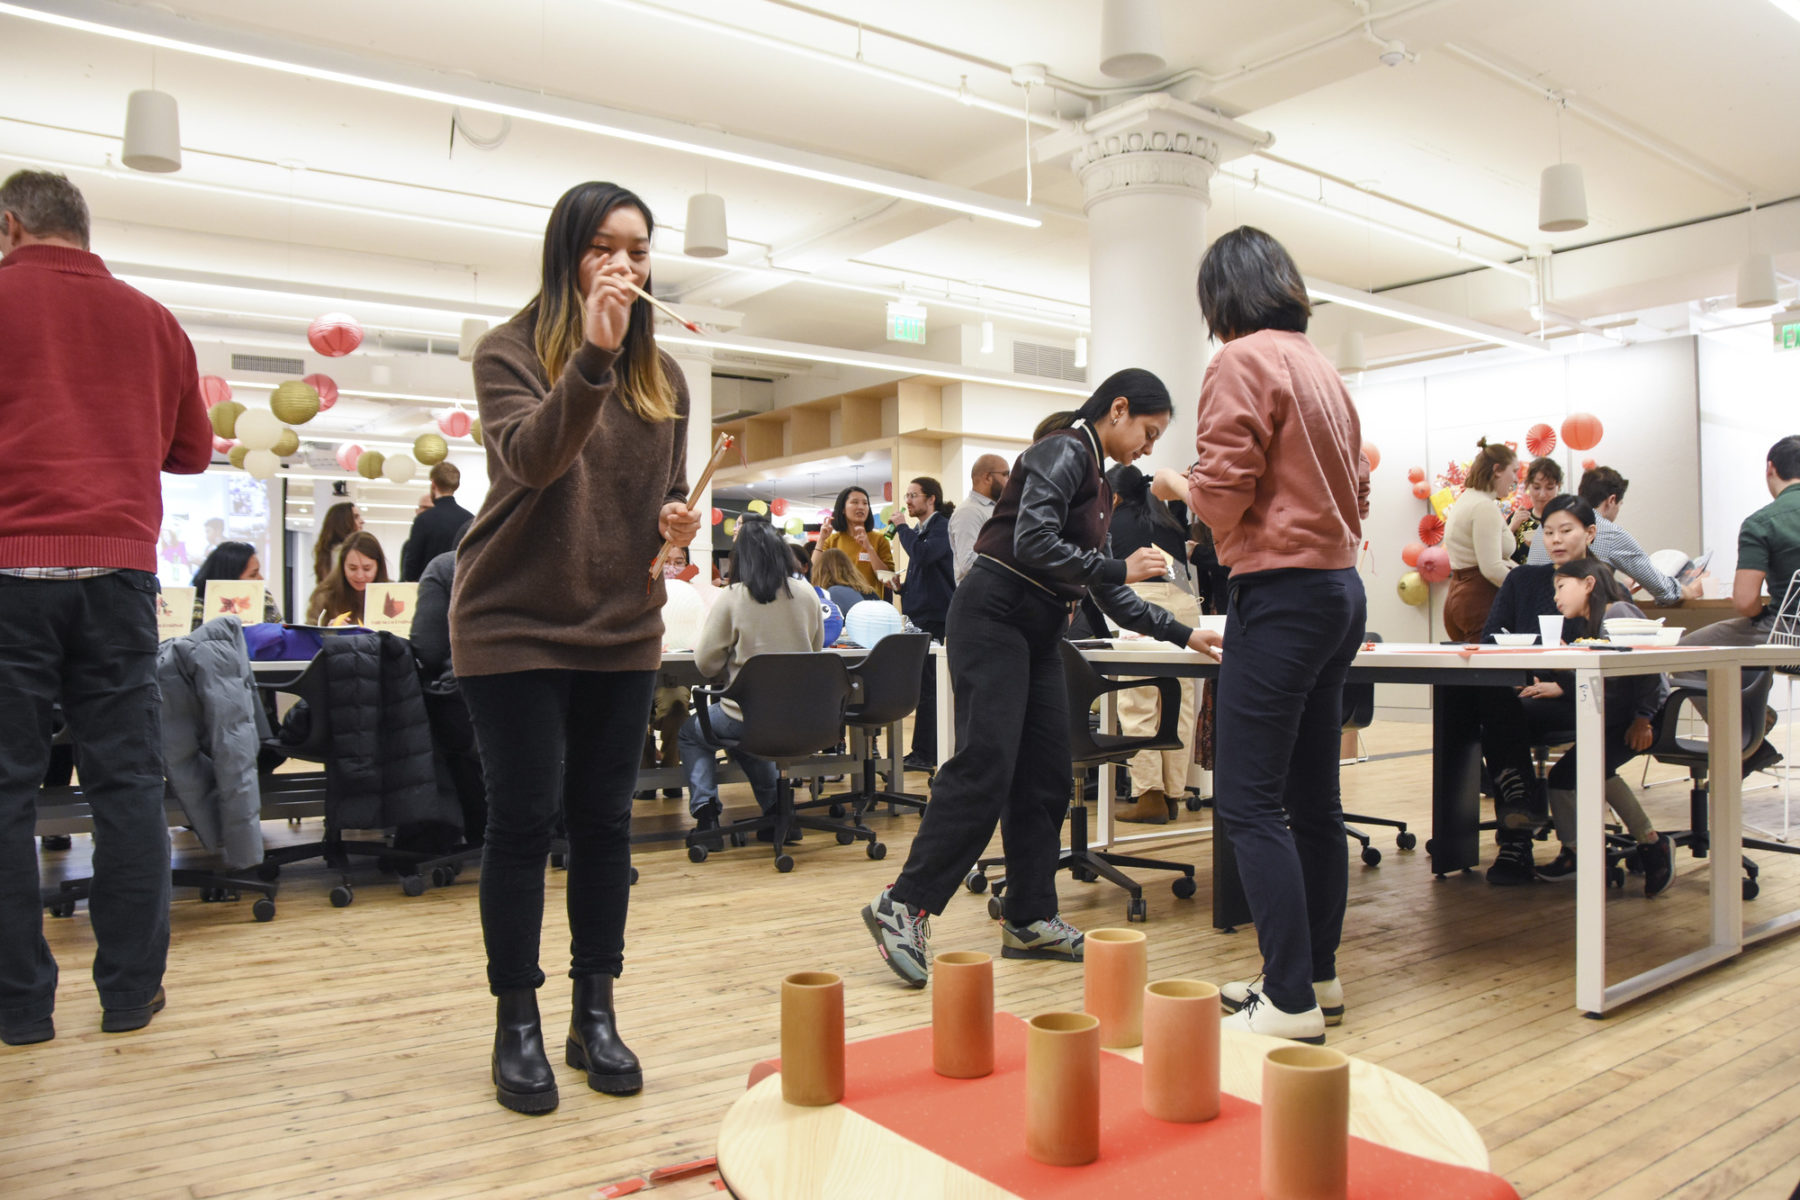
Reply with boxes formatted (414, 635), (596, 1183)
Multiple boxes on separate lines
(1083, 927), (1148, 1050)
(932, 951), (994, 1079)
(780, 971), (845, 1107)
(1261, 1044), (1351, 1200)
(1026, 1012), (1102, 1166)
(1141, 980), (1220, 1123)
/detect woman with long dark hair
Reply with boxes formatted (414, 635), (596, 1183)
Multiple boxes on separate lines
(188, 540), (281, 628)
(313, 501), (362, 583)
(816, 485), (893, 593)
(303, 531), (387, 625)
(1183, 227), (1368, 1045)
(862, 368), (1221, 987)
(450, 181), (697, 1115)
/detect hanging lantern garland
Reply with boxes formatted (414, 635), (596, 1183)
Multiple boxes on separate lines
(199, 375), (233, 410)
(439, 409), (471, 438)
(1416, 545), (1452, 583)
(227, 445), (249, 470)
(356, 450), (386, 480)
(271, 428), (300, 458)
(336, 443), (363, 472)
(470, 419), (483, 447)
(413, 433), (448, 466)
(209, 401), (245, 439)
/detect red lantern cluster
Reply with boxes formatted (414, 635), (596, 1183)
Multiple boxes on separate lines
(1418, 513), (1446, 546)
(1406, 467), (1425, 483)
(1401, 541), (1424, 567)
(1411, 482), (1431, 500)
(1581, 456), (1597, 471)
(1417, 545), (1451, 583)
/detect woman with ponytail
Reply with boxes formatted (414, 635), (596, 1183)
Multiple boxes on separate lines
(1442, 438), (1519, 641)
(862, 368), (1222, 988)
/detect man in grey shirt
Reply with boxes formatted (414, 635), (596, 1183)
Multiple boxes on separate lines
(948, 453), (1010, 582)
(1528, 465), (1701, 605)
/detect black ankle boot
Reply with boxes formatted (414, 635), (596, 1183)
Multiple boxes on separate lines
(492, 989), (558, 1114)
(566, 975), (643, 1095)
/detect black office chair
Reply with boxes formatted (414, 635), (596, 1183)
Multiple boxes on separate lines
(966, 641), (1198, 923)
(1649, 667), (1798, 900)
(683, 652), (878, 872)
(1338, 632), (1415, 865)
(809, 633), (931, 820)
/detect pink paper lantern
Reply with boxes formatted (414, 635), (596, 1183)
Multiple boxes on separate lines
(303, 373), (339, 411)
(438, 410), (472, 438)
(1417, 544), (1452, 583)
(336, 443), (363, 472)
(308, 313), (364, 358)
(200, 375), (233, 410)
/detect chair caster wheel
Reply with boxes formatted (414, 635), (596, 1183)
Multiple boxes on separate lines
(402, 874), (426, 897)
(1172, 877), (1197, 900)
(1186, 796), (1205, 812)
(550, 853), (566, 870)
(1743, 877), (1760, 901)
(430, 866), (454, 888)
(256, 863), (280, 882)
(829, 804), (846, 818)
(1397, 831), (1418, 851)
(688, 844), (708, 864)
(986, 896), (1004, 921)
(1361, 846), (1381, 867)
(50, 902), (75, 919)
(1424, 839), (1436, 856)
(729, 831), (748, 848)
(965, 873), (988, 894)
(867, 841), (886, 860)
(329, 885), (353, 908)
(252, 897), (276, 922)
(1126, 898), (1148, 923)
(630, 866), (639, 885)
(836, 831), (856, 845)
(775, 854), (795, 873)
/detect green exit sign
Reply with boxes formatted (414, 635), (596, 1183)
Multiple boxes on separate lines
(1775, 309), (1800, 351)
(886, 300), (927, 345)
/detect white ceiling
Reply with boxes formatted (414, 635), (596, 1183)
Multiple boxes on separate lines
(6, 0), (1800, 460)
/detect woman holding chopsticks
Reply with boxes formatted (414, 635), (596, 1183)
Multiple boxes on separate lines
(451, 181), (698, 1115)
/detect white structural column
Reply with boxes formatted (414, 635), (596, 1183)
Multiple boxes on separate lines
(671, 352), (715, 567)
(1042, 96), (1270, 472)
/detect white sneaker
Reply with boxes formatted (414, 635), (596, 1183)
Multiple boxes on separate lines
(1220, 990), (1327, 1044)
(1221, 975), (1343, 1027)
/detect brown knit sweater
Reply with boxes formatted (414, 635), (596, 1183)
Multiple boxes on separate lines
(450, 310), (689, 677)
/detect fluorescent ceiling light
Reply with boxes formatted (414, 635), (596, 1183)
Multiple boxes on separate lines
(1304, 278), (1549, 353)
(1, 0), (1040, 228)
(657, 330), (1087, 396)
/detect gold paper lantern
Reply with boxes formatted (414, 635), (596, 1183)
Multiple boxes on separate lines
(228, 444), (249, 470)
(413, 432), (448, 466)
(356, 450), (386, 479)
(271, 428), (300, 458)
(209, 400), (245, 439)
(470, 418), (483, 447)
(269, 379), (321, 426)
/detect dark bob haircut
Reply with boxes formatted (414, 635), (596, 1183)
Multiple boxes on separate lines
(1196, 226), (1311, 343)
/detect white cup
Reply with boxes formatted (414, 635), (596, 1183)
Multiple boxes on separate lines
(1538, 614), (1565, 646)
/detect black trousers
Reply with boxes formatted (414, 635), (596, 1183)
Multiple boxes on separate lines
(461, 668), (655, 993)
(891, 562), (1072, 924)
(0, 571), (170, 1024)
(1213, 567), (1365, 1015)
(908, 617), (946, 763)
(1478, 691), (1567, 838)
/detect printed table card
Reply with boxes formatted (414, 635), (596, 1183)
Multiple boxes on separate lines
(156, 586), (195, 642)
(202, 580), (264, 626)
(363, 583), (419, 638)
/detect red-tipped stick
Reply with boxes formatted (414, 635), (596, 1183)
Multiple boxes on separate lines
(648, 432), (734, 592)
(622, 278), (702, 334)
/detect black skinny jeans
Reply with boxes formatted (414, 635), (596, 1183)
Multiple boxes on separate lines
(461, 668), (655, 994)
(0, 571), (171, 1023)
(1213, 567), (1366, 1015)
(891, 562), (1074, 925)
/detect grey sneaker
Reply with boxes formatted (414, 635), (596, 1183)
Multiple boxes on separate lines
(862, 886), (930, 988)
(999, 914), (1084, 962)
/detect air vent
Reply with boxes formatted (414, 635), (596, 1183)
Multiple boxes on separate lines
(1012, 341), (1086, 383)
(231, 353), (306, 375)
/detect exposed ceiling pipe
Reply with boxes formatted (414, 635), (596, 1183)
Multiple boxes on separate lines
(1442, 43), (1755, 199)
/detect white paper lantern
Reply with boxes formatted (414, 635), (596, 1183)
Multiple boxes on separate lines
(662, 579), (706, 651)
(233, 407), (282, 452)
(382, 453), (418, 484)
(242, 449), (279, 479)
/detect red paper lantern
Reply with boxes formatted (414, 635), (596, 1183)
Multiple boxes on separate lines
(1418, 513), (1446, 546)
(303, 373), (339, 411)
(1411, 482), (1431, 500)
(438, 410), (472, 438)
(1360, 442), (1381, 472)
(1417, 544), (1451, 583)
(336, 443), (363, 472)
(1525, 423), (1557, 458)
(771, 497), (788, 517)
(200, 375), (233, 410)
(308, 313), (364, 357)
(1401, 541), (1424, 567)
(1562, 412), (1603, 451)
(1581, 457), (1597, 471)
(883, 481), (893, 502)
(710, 507), (723, 525)
(1406, 466), (1425, 484)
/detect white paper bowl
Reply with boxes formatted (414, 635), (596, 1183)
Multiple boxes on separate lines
(1493, 633), (1539, 646)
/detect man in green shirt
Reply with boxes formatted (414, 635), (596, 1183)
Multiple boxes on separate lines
(1682, 435), (1800, 649)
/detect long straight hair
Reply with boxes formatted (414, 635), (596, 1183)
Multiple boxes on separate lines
(810, 547), (876, 596)
(728, 515), (794, 605)
(1037, 367), (1172, 438)
(306, 531), (390, 623)
(529, 181), (678, 423)
(314, 501), (359, 582)
(1553, 556), (1626, 637)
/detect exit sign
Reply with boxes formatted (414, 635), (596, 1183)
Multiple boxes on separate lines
(1775, 308), (1800, 351)
(886, 300), (927, 344)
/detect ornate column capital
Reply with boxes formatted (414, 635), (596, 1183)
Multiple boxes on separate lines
(1038, 93), (1272, 211)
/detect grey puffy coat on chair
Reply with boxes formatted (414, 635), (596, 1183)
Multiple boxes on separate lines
(158, 616), (270, 870)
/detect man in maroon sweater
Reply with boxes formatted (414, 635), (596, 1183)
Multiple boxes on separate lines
(0, 171), (211, 1045)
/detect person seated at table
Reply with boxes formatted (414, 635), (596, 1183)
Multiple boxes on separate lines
(1442, 439), (1518, 642)
(188, 540), (282, 629)
(810, 546), (878, 620)
(1522, 558), (1674, 894)
(1682, 435), (1800, 650)
(1478, 494), (1602, 884)
(678, 513), (823, 846)
(661, 544), (698, 583)
(1512, 456), (1562, 563)
(303, 531), (388, 625)
(1528, 466), (1700, 606)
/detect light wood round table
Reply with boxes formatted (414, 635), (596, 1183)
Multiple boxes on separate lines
(717, 1028), (1489, 1200)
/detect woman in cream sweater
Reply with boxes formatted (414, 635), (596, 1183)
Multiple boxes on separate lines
(1442, 439), (1519, 642)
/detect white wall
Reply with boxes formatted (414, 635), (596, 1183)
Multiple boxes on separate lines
(1697, 326), (1800, 584)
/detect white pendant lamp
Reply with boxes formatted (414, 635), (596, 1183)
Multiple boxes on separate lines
(457, 318), (489, 361)
(122, 89), (181, 173)
(1737, 253), (1779, 309)
(1538, 163), (1588, 233)
(1100, 0), (1166, 80)
(1338, 331), (1367, 374)
(683, 193), (729, 258)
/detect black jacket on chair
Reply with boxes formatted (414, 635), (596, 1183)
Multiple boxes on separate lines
(312, 632), (454, 833)
(895, 511), (956, 626)
(401, 496), (473, 582)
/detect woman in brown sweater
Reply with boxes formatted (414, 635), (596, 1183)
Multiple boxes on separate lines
(450, 181), (696, 1115)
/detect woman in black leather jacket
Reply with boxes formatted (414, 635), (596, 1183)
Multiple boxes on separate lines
(862, 369), (1223, 987)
